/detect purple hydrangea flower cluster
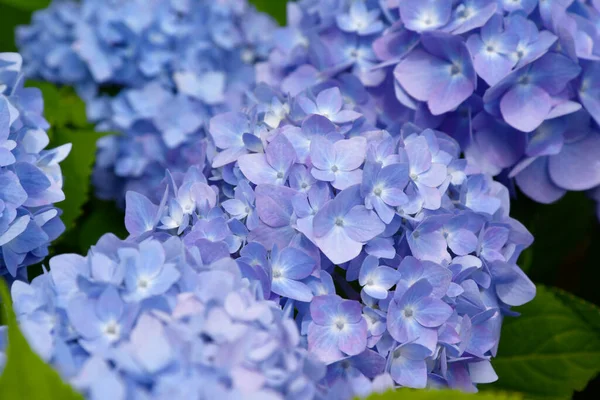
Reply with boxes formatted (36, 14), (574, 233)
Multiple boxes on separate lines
(17, 0), (277, 203)
(0, 53), (70, 279)
(115, 83), (536, 397)
(257, 0), (600, 214)
(0, 233), (326, 399)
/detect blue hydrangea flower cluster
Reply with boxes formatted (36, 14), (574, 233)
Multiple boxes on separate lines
(0, 233), (326, 399)
(115, 84), (536, 397)
(257, 0), (600, 214)
(0, 53), (70, 279)
(10, 0), (588, 397)
(17, 0), (277, 203)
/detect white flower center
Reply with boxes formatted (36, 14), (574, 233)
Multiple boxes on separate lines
(104, 321), (121, 340)
(138, 277), (150, 289)
(334, 317), (346, 331)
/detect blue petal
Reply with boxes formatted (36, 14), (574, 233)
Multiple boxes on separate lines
(125, 191), (158, 236)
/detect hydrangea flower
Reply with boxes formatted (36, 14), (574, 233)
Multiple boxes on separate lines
(1, 234), (327, 399)
(257, 0), (600, 216)
(17, 0), (277, 204)
(12, 1), (575, 397)
(307, 295), (367, 364)
(112, 80), (535, 397)
(15, 1), (87, 84)
(0, 53), (70, 279)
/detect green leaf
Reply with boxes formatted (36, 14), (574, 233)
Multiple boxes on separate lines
(0, 281), (83, 400)
(250, 0), (287, 25)
(0, 4), (32, 52)
(362, 389), (521, 400)
(485, 286), (600, 399)
(27, 81), (89, 130)
(0, 0), (50, 12)
(50, 129), (106, 234)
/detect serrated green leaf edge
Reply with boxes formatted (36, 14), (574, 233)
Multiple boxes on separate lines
(485, 285), (600, 399)
(360, 388), (522, 400)
(0, 281), (84, 399)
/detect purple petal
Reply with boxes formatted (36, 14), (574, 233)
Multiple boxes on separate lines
(372, 197), (396, 224)
(334, 137), (367, 171)
(492, 262), (536, 306)
(254, 185), (296, 228)
(373, 29), (420, 61)
(548, 133), (600, 190)
(516, 157), (566, 203)
(474, 52), (515, 87)
(312, 168), (336, 182)
(332, 169), (363, 190)
(314, 226), (362, 265)
(531, 53), (582, 96)
(338, 320), (368, 356)
(282, 65), (321, 97)
(449, 1), (497, 35)
(313, 185), (362, 238)
(310, 137), (336, 170)
(302, 114), (337, 136)
(407, 230), (450, 264)
(387, 300), (416, 342)
(399, 0), (452, 32)
(209, 112), (248, 149)
(468, 360), (498, 384)
(248, 224), (296, 250)
(175, 71), (224, 104)
(447, 229), (478, 256)
(400, 279), (433, 306)
(266, 134), (297, 176)
(330, 110), (362, 124)
(316, 87), (343, 115)
(394, 50), (447, 102)
(417, 163), (447, 187)
(67, 297), (99, 339)
(391, 357), (427, 388)
(148, 265), (180, 296)
(344, 206), (385, 243)
(379, 163), (409, 193)
(359, 255), (379, 285)
(405, 136), (433, 176)
(212, 146), (248, 168)
(238, 154), (278, 185)
(272, 277), (313, 302)
(96, 287), (124, 322)
(308, 323), (344, 364)
(500, 84), (551, 132)
(310, 295), (341, 325)
(125, 191), (158, 236)
(429, 74), (475, 115)
(130, 315), (172, 374)
(398, 256), (424, 282)
(297, 96), (319, 115)
(414, 297), (452, 327)
(352, 349), (387, 379)
(277, 247), (315, 279)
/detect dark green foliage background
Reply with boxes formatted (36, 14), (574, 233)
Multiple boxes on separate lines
(0, 1), (598, 399)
